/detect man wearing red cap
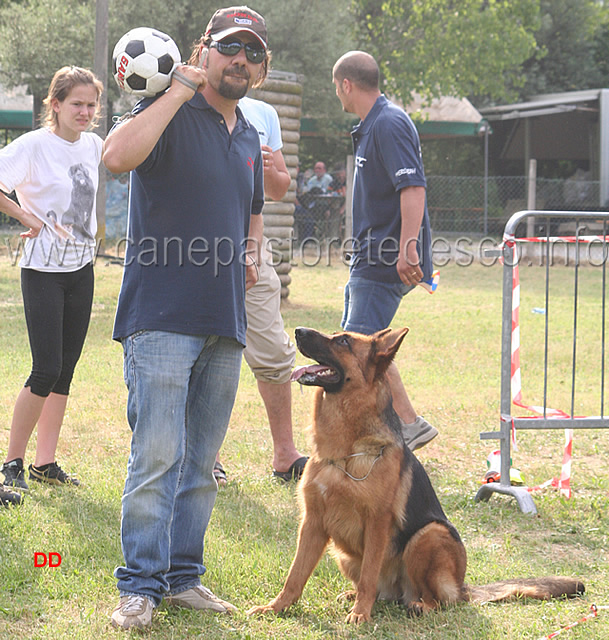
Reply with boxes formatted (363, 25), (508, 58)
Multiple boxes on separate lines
(104, 6), (269, 630)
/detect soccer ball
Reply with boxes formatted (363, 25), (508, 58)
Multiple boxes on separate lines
(112, 27), (181, 98)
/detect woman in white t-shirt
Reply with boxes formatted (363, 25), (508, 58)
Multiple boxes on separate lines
(0, 66), (103, 491)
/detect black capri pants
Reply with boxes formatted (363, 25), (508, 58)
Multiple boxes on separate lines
(21, 263), (94, 397)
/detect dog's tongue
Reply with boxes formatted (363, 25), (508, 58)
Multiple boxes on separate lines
(290, 364), (328, 382)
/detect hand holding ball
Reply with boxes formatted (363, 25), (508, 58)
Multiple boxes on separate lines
(112, 27), (182, 98)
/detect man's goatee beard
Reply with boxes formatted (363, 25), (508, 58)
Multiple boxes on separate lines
(218, 74), (250, 100)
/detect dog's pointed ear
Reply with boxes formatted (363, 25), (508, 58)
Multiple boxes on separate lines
(371, 327), (409, 380)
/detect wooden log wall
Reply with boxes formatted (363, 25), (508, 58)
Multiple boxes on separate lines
(249, 70), (302, 298)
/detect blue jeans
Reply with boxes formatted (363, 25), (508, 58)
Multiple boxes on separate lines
(341, 275), (413, 335)
(115, 330), (242, 605)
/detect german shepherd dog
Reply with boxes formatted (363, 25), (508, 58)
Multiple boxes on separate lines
(247, 327), (584, 623)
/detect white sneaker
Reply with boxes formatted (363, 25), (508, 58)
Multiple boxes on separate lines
(165, 585), (237, 614)
(402, 416), (438, 451)
(111, 595), (155, 630)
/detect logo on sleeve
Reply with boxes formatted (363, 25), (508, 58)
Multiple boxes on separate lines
(395, 167), (417, 177)
(355, 155), (367, 168)
(247, 157), (254, 170)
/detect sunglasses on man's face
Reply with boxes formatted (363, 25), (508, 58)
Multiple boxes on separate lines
(210, 40), (266, 64)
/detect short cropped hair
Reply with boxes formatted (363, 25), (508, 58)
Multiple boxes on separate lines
(333, 51), (379, 91)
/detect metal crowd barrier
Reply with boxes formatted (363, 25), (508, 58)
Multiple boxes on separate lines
(475, 210), (609, 514)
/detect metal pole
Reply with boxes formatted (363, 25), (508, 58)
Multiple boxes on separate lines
(526, 158), (536, 238)
(94, 0), (109, 251)
(484, 124), (489, 236)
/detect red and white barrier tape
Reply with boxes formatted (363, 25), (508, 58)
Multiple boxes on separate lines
(517, 234), (609, 244)
(537, 604), (608, 639)
(504, 237), (573, 497)
(558, 428), (573, 499)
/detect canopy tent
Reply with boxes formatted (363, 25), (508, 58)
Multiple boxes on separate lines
(301, 93), (489, 139)
(403, 93), (489, 139)
(0, 84), (34, 129)
(480, 89), (609, 207)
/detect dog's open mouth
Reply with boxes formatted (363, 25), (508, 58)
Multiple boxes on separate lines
(290, 363), (341, 387)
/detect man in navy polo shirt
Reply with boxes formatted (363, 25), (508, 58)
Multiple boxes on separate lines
(332, 50), (437, 452)
(104, 5), (268, 630)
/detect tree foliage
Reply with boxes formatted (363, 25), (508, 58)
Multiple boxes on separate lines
(0, 0), (353, 127)
(0, 0), (95, 105)
(0, 0), (200, 116)
(351, 0), (540, 105)
(594, 16), (609, 88)
(254, 0), (353, 120)
(2, 0), (608, 159)
(516, 0), (606, 98)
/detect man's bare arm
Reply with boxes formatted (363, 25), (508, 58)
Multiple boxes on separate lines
(261, 144), (291, 201)
(396, 185), (426, 286)
(103, 65), (206, 174)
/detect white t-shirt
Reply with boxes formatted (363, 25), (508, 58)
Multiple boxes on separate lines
(238, 96), (283, 152)
(0, 127), (103, 271)
(238, 97), (285, 261)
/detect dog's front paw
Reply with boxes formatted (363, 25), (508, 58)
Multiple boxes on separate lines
(247, 597), (291, 617)
(345, 607), (372, 624)
(246, 603), (278, 616)
(405, 601), (425, 617)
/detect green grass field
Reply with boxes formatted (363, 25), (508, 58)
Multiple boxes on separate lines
(0, 246), (608, 639)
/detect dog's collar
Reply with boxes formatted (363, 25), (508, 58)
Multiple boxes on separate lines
(327, 445), (386, 482)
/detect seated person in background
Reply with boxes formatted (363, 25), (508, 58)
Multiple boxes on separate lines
(310, 161), (346, 238)
(294, 167), (315, 239)
(302, 162), (334, 237)
(296, 166), (311, 195)
(329, 164), (346, 197)
(306, 161), (333, 192)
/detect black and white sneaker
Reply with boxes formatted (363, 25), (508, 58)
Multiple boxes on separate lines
(29, 462), (80, 486)
(1, 458), (29, 490)
(401, 417), (439, 451)
(0, 484), (22, 506)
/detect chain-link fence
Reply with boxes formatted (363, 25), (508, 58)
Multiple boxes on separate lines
(1, 174), (603, 239)
(427, 176), (602, 236)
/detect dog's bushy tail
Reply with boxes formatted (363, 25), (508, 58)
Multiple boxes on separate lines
(466, 577), (585, 604)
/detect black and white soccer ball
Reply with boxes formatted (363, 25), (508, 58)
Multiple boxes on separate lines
(112, 27), (181, 98)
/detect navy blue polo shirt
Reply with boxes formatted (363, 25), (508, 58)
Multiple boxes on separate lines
(113, 92), (264, 345)
(350, 94), (432, 283)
